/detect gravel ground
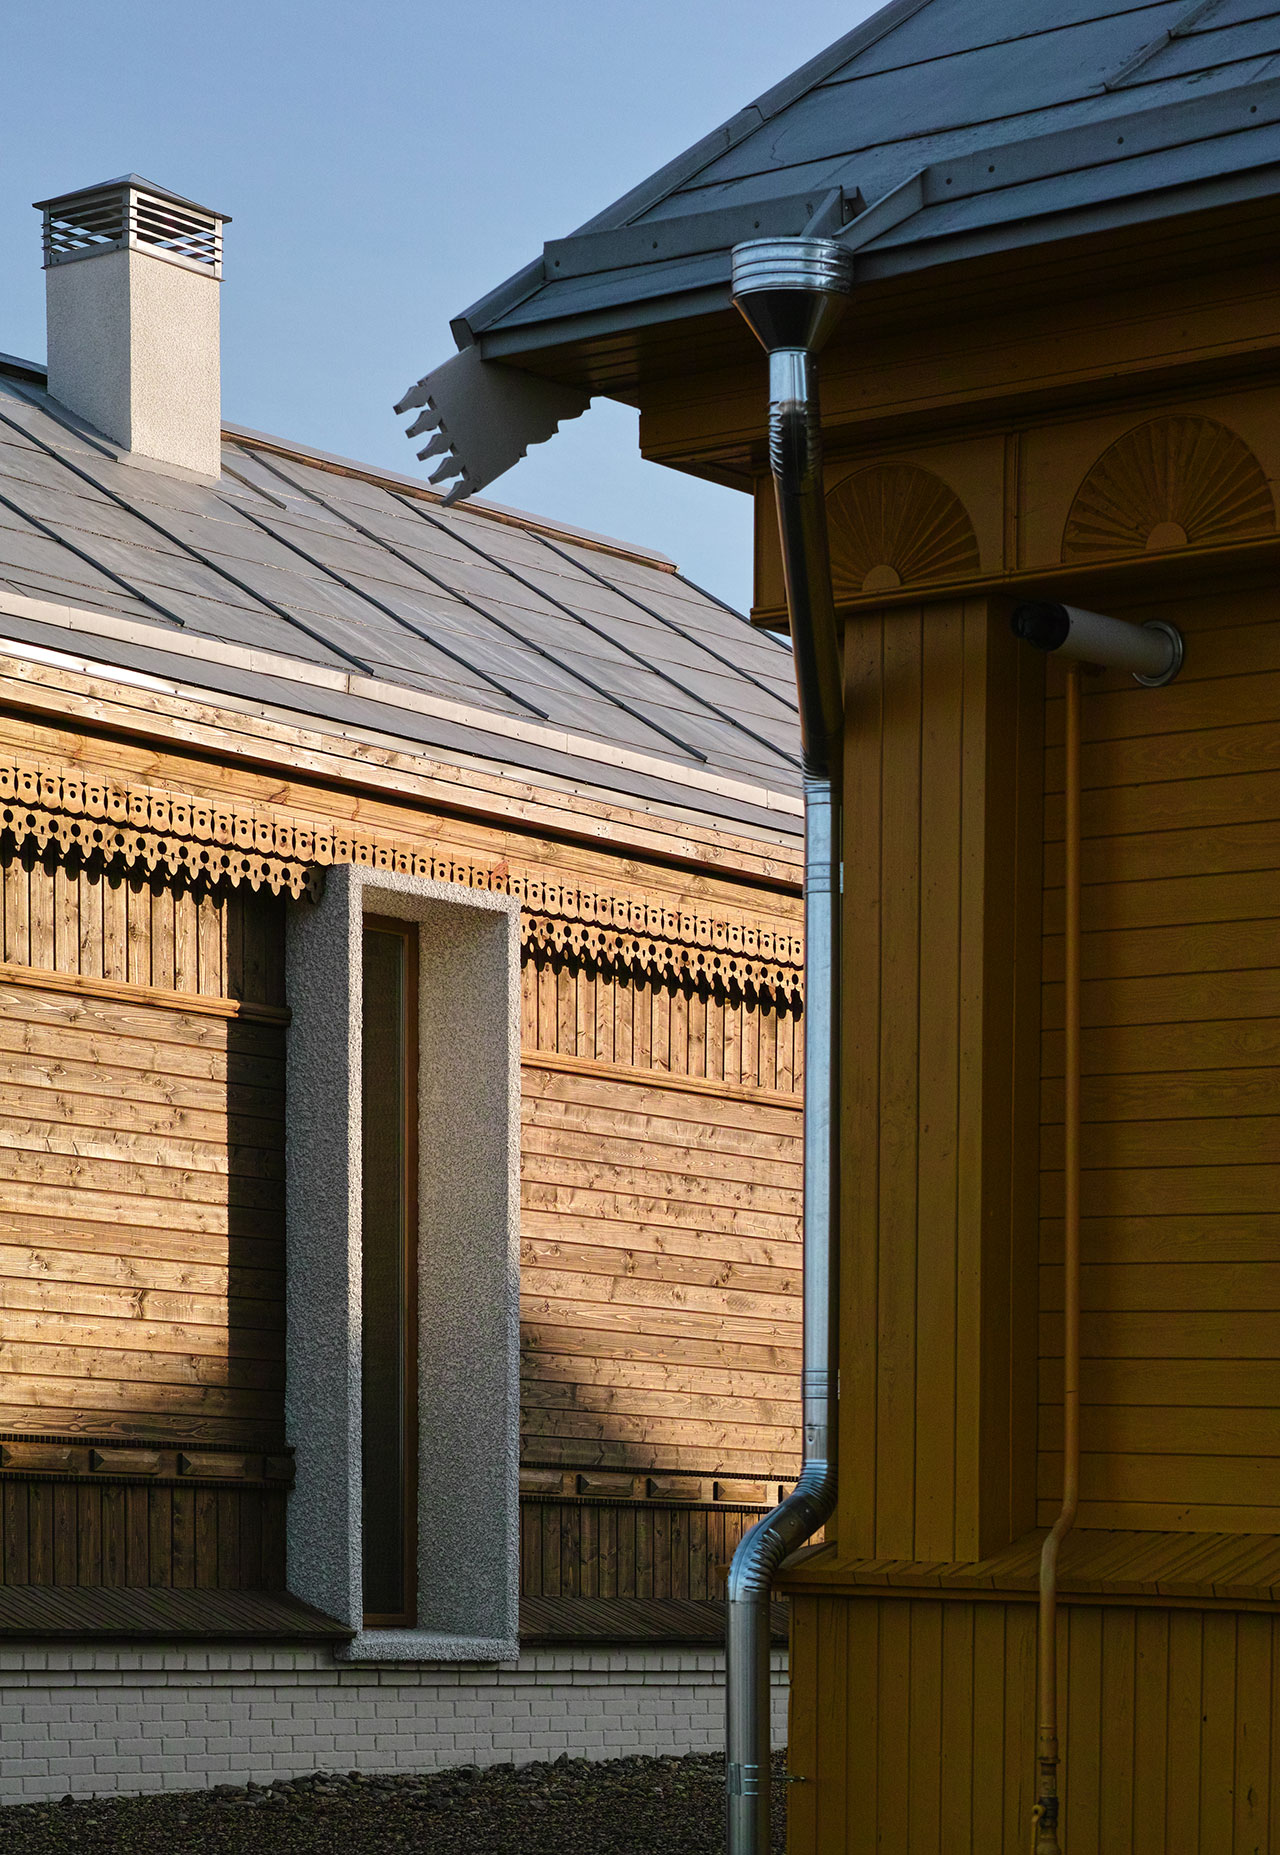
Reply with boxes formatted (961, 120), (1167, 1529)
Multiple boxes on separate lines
(0, 1753), (788, 1853)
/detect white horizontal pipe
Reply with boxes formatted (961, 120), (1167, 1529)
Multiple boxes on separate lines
(1011, 603), (1182, 686)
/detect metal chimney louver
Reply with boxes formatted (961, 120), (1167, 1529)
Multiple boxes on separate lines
(34, 175), (229, 278)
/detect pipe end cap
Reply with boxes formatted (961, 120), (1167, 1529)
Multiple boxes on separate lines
(1133, 619), (1183, 687)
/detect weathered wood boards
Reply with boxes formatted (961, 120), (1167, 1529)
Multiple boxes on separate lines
(0, 690), (805, 1596)
(520, 1043), (802, 1483)
(0, 973), (285, 1448)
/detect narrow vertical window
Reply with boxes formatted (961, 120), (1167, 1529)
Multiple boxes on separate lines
(360, 920), (418, 1626)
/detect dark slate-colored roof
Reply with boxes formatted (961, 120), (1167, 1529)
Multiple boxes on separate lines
(0, 361), (801, 833)
(457, 0), (1280, 354)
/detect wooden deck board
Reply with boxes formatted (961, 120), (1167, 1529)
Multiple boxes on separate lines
(519, 1593), (788, 1646)
(0, 1583), (350, 1638)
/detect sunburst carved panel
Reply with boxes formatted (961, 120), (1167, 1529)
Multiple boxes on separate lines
(826, 464), (981, 601)
(1062, 415), (1275, 561)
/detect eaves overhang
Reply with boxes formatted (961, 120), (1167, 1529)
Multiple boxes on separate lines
(468, 79), (1280, 368)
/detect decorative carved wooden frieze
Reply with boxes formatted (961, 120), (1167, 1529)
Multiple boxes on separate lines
(1062, 414), (1275, 561)
(0, 764), (326, 898)
(0, 761), (803, 1002)
(523, 913), (802, 1004)
(827, 462), (981, 599)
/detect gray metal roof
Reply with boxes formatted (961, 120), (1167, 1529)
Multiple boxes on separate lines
(0, 361), (801, 834)
(453, 0), (1280, 354)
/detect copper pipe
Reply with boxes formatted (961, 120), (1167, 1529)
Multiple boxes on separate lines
(1035, 660), (1082, 1852)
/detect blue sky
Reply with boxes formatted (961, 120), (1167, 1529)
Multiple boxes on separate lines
(0, 1), (877, 611)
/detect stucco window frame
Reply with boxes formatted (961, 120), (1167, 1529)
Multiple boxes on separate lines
(284, 865), (521, 1662)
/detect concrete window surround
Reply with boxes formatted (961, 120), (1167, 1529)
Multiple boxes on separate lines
(285, 867), (521, 1661)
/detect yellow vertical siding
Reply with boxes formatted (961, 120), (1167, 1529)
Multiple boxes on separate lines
(790, 1595), (1277, 1853)
(839, 599), (1043, 1563)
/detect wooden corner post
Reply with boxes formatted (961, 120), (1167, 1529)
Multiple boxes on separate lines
(839, 596), (1043, 1565)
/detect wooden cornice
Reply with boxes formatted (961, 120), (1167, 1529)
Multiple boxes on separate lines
(0, 756), (804, 1004)
(0, 654), (802, 888)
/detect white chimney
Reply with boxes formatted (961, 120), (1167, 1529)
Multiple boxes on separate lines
(35, 175), (229, 479)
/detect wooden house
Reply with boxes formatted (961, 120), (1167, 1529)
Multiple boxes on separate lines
(413, 2), (1280, 1847)
(0, 175), (803, 1799)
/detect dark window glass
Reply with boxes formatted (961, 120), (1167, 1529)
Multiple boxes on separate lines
(361, 923), (417, 1624)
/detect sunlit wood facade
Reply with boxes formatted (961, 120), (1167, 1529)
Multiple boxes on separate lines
(0, 417), (806, 1622)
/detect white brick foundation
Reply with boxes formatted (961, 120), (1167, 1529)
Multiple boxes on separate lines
(0, 1645), (788, 1803)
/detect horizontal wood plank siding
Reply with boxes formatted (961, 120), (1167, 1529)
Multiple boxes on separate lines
(0, 966), (286, 1453)
(1039, 599), (1280, 1531)
(520, 1052), (802, 1481)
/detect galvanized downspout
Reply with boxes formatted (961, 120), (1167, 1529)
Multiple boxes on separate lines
(726, 237), (854, 1855)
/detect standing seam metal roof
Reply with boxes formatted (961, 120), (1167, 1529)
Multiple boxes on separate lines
(452, 0), (1280, 349)
(0, 361), (801, 833)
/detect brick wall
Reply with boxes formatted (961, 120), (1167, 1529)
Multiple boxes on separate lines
(0, 1645), (788, 1803)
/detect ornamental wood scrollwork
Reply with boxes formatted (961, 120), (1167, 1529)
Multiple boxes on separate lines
(522, 916), (801, 1007)
(0, 763), (803, 1005)
(1062, 415), (1275, 561)
(826, 463), (981, 600)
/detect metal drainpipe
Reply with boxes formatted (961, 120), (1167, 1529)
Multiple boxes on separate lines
(1033, 661), (1082, 1854)
(726, 237), (854, 1855)
(1011, 603), (1181, 1848)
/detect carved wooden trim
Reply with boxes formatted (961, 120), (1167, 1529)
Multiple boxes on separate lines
(1063, 414), (1276, 561)
(0, 764), (323, 899)
(519, 1468), (783, 1508)
(827, 462), (980, 599)
(523, 913), (802, 1005)
(0, 760), (803, 1001)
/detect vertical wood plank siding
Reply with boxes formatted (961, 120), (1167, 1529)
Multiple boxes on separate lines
(0, 1480), (286, 1589)
(519, 958), (802, 1092)
(1, 855), (285, 1002)
(790, 1594), (1278, 1854)
(840, 600), (1043, 1562)
(1039, 590), (1280, 1530)
(519, 1497), (766, 1601)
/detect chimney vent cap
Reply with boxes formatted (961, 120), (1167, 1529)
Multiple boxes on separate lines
(33, 175), (229, 278)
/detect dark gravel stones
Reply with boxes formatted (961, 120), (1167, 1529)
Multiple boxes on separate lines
(0, 1752), (788, 1852)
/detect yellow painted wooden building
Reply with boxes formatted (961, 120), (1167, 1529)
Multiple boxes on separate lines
(418, 1), (1280, 1845)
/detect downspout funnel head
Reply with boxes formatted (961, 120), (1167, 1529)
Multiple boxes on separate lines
(731, 237), (854, 354)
